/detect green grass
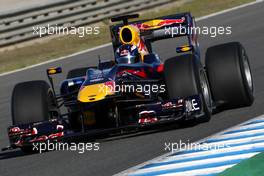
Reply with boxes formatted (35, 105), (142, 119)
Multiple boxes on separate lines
(0, 0), (253, 73)
(218, 152), (264, 176)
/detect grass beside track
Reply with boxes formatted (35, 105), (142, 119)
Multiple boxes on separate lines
(218, 152), (264, 176)
(0, 0), (253, 73)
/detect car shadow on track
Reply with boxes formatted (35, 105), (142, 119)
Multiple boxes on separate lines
(0, 149), (39, 160)
(97, 120), (199, 142)
(0, 120), (200, 160)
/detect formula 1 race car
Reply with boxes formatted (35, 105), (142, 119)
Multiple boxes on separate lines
(3, 13), (254, 152)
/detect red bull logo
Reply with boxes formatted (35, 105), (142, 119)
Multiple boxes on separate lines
(137, 18), (185, 30)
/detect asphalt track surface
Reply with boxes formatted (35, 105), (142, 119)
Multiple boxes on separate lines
(1, 2), (264, 176)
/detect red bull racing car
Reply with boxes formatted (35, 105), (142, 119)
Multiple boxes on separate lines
(3, 13), (254, 152)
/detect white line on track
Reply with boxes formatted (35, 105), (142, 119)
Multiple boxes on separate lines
(198, 134), (264, 148)
(208, 128), (264, 140)
(0, 0), (262, 77)
(0, 43), (112, 77)
(227, 121), (264, 131)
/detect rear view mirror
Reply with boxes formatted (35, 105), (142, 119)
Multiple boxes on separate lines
(176, 45), (193, 53)
(47, 67), (62, 75)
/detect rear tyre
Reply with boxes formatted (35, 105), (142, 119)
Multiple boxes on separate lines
(205, 42), (254, 109)
(164, 54), (212, 123)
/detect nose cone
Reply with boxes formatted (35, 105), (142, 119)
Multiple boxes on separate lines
(77, 83), (114, 103)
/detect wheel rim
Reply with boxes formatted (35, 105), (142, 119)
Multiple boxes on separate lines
(47, 90), (58, 119)
(200, 70), (211, 110)
(242, 49), (253, 92)
(114, 106), (120, 127)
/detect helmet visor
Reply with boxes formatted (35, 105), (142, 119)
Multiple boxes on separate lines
(116, 54), (139, 64)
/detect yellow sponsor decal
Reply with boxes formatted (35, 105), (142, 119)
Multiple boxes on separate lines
(78, 83), (114, 103)
(48, 69), (57, 74)
(142, 20), (164, 30)
(47, 67), (62, 75)
(181, 46), (191, 52)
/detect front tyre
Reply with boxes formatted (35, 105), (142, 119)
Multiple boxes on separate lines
(12, 81), (57, 153)
(164, 54), (212, 123)
(12, 80), (56, 125)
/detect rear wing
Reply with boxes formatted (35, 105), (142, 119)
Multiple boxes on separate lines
(110, 12), (196, 45)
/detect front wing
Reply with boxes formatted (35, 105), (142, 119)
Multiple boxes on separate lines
(3, 95), (202, 151)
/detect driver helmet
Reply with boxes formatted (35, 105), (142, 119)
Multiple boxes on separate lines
(115, 44), (141, 64)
